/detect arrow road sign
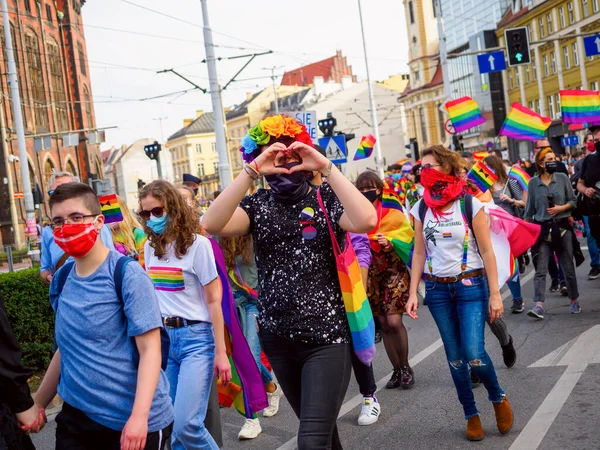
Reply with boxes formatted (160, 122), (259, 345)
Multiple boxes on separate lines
(583, 34), (600, 58)
(318, 135), (347, 165)
(477, 50), (506, 74)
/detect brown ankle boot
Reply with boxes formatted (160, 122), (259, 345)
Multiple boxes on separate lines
(466, 415), (484, 441)
(493, 396), (514, 435)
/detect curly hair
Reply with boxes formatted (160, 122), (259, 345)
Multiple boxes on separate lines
(138, 180), (202, 259)
(219, 235), (252, 268)
(422, 145), (463, 176)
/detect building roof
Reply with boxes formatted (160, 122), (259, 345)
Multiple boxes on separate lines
(398, 62), (443, 99)
(226, 91), (262, 121)
(167, 112), (215, 141)
(281, 56), (335, 86)
(496, 4), (530, 29)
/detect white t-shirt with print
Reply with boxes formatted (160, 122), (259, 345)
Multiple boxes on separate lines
(411, 198), (485, 278)
(144, 234), (218, 322)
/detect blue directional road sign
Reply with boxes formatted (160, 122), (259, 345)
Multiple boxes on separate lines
(561, 136), (579, 147)
(477, 51), (506, 74)
(319, 135), (347, 164)
(583, 34), (600, 58)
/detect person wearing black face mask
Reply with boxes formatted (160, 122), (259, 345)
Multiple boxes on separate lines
(577, 125), (600, 246)
(524, 148), (581, 320)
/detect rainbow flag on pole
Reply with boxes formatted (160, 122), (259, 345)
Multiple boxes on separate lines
(560, 89), (600, 124)
(445, 96), (486, 132)
(472, 151), (489, 162)
(353, 134), (376, 161)
(467, 161), (498, 193)
(98, 194), (123, 224)
(499, 103), (552, 142)
(508, 165), (531, 191)
(381, 188), (404, 211)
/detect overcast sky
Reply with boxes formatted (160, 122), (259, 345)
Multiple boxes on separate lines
(83, 0), (409, 149)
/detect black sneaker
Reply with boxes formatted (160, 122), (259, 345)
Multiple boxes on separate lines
(400, 366), (415, 389)
(560, 283), (568, 296)
(588, 267), (600, 280)
(470, 371), (481, 388)
(518, 259), (526, 274)
(501, 336), (517, 368)
(386, 369), (401, 389)
(510, 299), (524, 314)
(524, 253), (530, 266)
(374, 329), (382, 344)
(549, 280), (560, 293)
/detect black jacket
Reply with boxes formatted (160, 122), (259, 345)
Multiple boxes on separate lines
(0, 294), (34, 414)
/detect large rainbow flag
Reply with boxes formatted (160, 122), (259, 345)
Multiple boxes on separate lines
(467, 161), (498, 193)
(381, 188), (404, 211)
(369, 202), (414, 265)
(354, 134), (376, 161)
(560, 89), (600, 124)
(508, 165), (531, 191)
(499, 103), (552, 142)
(445, 96), (486, 133)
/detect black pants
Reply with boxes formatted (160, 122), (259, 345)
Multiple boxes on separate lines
(0, 403), (35, 450)
(350, 351), (377, 396)
(588, 215), (600, 244)
(260, 330), (352, 450)
(56, 403), (173, 450)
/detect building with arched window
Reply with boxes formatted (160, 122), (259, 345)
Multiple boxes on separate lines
(0, 0), (102, 247)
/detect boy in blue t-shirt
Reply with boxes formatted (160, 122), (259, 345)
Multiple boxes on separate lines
(34, 182), (173, 450)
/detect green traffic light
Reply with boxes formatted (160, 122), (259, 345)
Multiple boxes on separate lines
(515, 53), (523, 62)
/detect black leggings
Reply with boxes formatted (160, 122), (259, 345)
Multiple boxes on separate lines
(351, 351), (377, 396)
(260, 330), (352, 450)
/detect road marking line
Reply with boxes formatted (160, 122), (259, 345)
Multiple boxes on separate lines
(509, 363), (587, 450)
(275, 271), (537, 450)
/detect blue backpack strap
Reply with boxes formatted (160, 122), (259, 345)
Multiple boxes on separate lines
(114, 256), (135, 304)
(51, 261), (76, 308)
(418, 199), (428, 222)
(464, 194), (475, 232)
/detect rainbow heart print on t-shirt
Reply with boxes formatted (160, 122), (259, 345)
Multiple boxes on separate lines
(148, 266), (185, 291)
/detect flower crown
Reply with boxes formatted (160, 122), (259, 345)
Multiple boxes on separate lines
(240, 114), (314, 163)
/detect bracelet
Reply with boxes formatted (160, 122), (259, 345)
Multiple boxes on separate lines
(251, 160), (259, 173)
(321, 161), (333, 177)
(244, 166), (259, 180)
(246, 163), (260, 177)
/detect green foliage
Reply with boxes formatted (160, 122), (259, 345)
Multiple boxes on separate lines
(0, 268), (54, 370)
(0, 248), (31, 264)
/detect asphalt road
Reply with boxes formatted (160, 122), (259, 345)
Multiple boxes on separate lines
(32, 255), (600, 450)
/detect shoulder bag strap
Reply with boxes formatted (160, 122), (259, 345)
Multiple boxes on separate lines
(316, 188), (342, 257)
(55, 252), (70, 272)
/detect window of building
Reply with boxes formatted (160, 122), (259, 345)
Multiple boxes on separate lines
(555, 93), (561, 118)
(591, 81), (599, 91)
(46, 4), (53, 22)
(432, 0), (437, 17)
(559, 7), (566, 28)
(538, 18), (545, 38)
(543, 55), (549, 76)
(1, 25), (27, 125)
(197, 163), (205, 177)
(196, 143), (202, 154)
(536, 99), (541, 113)
(532, 58), (537, 80)
(414, 70), (420, 82)
(527, 24), (533, 40)
(211, 142), (217, 152)
(44, 158), (55, 188)
(548, 95), (555, 118)
(594, 0), (599, 12)
(582, 0), (589, 17)
(525, 65), (530, 83)
(515, 69), (520, 87)
(25, 33), (49, 130)
(563, 46), (571, 69)
(66, 159), (77, 178)
(83, 85), (92, 128)
(77, 42), (86, 77)
(567, 2), (574, 23)
(546, 14), (553, 34)
(550, 51), (557, 73)
(47, 42), (69, 131)
(408, 1), (415, 24)
(529, 101), (535, 112)
(24, 0), (31, 13)
(572, 43), (579, 66)
(438, 107), (445, 143)
(509, 70), (514, 88)
(213, 161), (219, 173)
(418, 107), (428, 143)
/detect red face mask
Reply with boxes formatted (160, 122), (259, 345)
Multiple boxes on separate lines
(420, 167), (466, 209)
(53, 222), (99, 258)
(587, 141), (596, 153)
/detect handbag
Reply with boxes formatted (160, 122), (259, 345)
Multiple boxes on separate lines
(316, 188), (376, 365)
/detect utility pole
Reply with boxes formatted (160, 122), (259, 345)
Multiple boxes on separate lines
(153, 116), (168, 143)
(199, 0), (232, 189)
(434, 0), (454, 149)
(264, 66), (283, 115)
(357, 0), (384, 179)
(2, 0), (36, 238)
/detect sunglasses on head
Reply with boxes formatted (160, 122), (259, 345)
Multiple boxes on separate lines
(138, 206), (165, 220)
(48, 189), (55, 196)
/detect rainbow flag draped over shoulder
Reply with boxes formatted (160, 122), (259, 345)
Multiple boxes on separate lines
(467, 161), (498, 193)
(508, 165), (531, 191)
(560, 89), (600, 124)
(98, 194), (123, 224)
(353, 134), (376, 161)
(368, 202), (414, 264)
(499, 103), (552, 142)
(381, 188), (404, 211)
(445, 96), (486, 132)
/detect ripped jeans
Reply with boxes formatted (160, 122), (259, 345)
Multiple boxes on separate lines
(425, 274), (505, 419)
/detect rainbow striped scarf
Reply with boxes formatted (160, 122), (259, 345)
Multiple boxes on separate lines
(368, 203), (415, 264)
(228, 265), (258, 300)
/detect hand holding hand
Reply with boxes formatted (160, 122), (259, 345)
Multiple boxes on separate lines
(16, 404), (45, 434)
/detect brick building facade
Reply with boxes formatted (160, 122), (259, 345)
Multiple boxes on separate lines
(0, 0), (102, 246)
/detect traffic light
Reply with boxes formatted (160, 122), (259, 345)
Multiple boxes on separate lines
(138, 179), (146, 190)
(318, 113), (337, 137)
(144, 141), (161, 161)
(505, 27), (531, 67)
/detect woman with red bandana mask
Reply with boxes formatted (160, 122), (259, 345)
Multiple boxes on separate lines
(405, 146), (513, 442)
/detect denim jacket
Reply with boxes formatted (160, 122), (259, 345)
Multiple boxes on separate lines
(524, 172), (576, 223)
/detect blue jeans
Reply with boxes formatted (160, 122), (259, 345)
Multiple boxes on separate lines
(507, 276), (522, 301)
(165, 322), (218, 450)
(425, 274), (505, 419)
(235, 293), (273, 385)
(584, 216), (600, 268)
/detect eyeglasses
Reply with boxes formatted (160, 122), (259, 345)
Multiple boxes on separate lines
(421, 163), (441, 170)
(138, 206), (165, 220)
(51, 214), (98, 229)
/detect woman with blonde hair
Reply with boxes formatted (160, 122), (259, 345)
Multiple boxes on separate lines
(109, 195), (147, 267)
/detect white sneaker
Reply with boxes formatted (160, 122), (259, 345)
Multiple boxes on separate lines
(263, 383), (283, 417)
(238, 418), (262, 440)
(358, 396), (381, 426)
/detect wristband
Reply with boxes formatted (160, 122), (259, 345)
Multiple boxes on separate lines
(244, 166), (259, 180)
(321, 161), (333, 177)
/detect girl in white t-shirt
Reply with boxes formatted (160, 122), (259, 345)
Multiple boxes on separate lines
(139, 180), (231, 450)
(406, 146), (513, 442)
